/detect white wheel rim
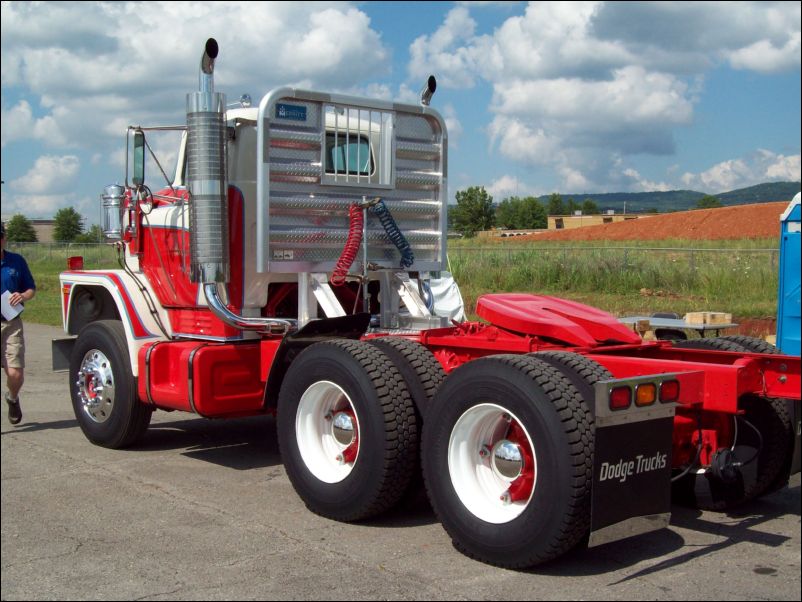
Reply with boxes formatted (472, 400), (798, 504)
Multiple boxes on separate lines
(448, 403), (537, 524)
(76, 348), (116, 424)
(296, 381), (360, 484)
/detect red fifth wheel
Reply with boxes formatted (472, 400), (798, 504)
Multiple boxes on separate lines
(277, 340), (418, 522)
(421, 355), (593, 569)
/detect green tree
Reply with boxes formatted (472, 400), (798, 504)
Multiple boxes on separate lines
(581, 199), (600, 215)
(496, 198), (518, 229)
(496, 196), (547, 229)
(53, 207), (85, 242)
(76, 224), (104, 243)
(547, 193), (565, 216)
(452, 186), (495, 237)
(696, 195), (723, 209)
(4, 214), (38, 242)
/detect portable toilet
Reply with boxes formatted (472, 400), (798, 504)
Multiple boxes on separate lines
(777, 192), (801, 355)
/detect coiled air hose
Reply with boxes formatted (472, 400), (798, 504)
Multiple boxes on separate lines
(371, 199), (414, 268)
(330, 203), (364, 286)
(330, 198), (415, 287)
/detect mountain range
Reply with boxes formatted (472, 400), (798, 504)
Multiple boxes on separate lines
(535, 181), (800, 213)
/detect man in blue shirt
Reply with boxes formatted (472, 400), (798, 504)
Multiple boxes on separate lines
(1, 222), (36, 425)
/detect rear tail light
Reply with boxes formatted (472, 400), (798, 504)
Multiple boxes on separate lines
(635, 383), (657, 406)
(610, 386), (632, 410)
(67, 256), (84, 270)
(660, 380), (680, 403)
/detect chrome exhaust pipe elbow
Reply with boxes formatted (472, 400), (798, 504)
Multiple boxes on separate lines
(419, 75), (436, 106)
(199, 38), (219, 93)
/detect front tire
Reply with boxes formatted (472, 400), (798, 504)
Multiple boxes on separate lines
(69, 320), (151, 448)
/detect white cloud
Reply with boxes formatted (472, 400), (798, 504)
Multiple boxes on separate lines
(408, 1), (801, 191)
(0, 101), (34, 147)
(486, 174), (528, 200)
(621, 168), (671, 193)
(682, 151), (802, 192)
(764, 152), (801, 180)
(408, 7), (486, 88)
(10, 155), (80, 194)
(0, 194), (95, 221)
(492, 66), (692, 130)
(442, 104), (463, 149)
(728, 33), (802, 73)
(0, 2), (391, 151)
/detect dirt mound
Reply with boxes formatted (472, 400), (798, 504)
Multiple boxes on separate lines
(518, 202), (788, 242)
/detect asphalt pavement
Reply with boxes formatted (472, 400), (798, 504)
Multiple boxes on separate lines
(2, 322), (800, 600)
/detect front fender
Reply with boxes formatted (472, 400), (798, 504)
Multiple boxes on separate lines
(61, 270), (167, 375)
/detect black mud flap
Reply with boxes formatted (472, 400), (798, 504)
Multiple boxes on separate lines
(588, 376), (677, 548)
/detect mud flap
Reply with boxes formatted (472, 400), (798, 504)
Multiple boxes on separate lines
(589, 377), (677, 547)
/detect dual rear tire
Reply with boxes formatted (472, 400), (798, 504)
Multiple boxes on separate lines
(278, 342), (601, 568)
(421, 355), (595, 568)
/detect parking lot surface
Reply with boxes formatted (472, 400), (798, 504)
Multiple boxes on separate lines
(2, 322), (800, 600)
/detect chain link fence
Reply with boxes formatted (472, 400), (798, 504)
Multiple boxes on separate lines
(7, 242), (119, 268)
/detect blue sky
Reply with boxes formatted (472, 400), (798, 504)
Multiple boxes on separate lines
(1, 1), (800, 224)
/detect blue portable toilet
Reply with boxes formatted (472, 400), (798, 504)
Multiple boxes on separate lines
(777, 192), (801, 356)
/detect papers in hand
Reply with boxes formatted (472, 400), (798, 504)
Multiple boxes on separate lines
(1, 291), (24, 321)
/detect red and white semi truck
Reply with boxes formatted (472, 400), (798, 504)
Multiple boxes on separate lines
(54, 39), (800, 568)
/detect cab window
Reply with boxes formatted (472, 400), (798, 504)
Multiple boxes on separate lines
(325, 134), (372, 176)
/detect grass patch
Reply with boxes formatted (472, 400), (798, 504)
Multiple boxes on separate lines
(448, 238), (779, 320)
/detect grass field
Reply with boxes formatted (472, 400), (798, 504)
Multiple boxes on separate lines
(11, 238), (780, 329)
(448, 238), (780, 321)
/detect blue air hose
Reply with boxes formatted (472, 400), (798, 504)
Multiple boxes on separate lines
(370, 199), (414, 268)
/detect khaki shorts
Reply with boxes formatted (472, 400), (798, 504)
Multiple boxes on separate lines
(1, 317), (25, 370)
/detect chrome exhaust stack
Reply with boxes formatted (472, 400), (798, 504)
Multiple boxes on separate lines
(187, 37), (229, 285)
(188, 39), (296, 334)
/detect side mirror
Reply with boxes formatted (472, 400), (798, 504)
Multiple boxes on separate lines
(132, 130), (146, 187)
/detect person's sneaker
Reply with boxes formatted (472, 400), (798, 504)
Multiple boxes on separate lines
(6, 393), (21, 425)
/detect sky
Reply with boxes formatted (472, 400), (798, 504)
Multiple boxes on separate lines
(1, 1), (800, 224)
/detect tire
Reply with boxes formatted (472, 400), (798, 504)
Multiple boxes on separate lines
(421, 354), (593, 568)
(669, 337), (793, 510)
(717, 335), (779, 355)
(532, 351), (612, 412)
(369, 337), (445, 418)
(69, 320), (152, 448)
(672, 337), (748, 352)
(654, 329), (688, 341)
(277, 340), (418, 522)
(370, 337), (447, 502)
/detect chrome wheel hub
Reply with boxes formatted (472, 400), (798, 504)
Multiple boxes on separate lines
(492, 440), (525, 481)
(76, 349), (115, 423)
